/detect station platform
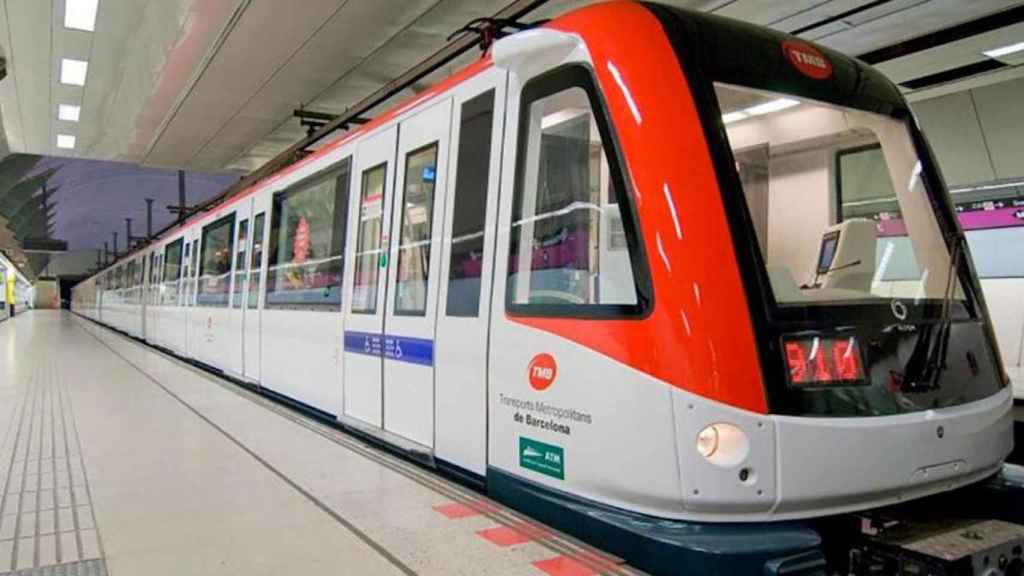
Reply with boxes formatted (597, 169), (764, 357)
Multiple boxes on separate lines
(0, 311), (641, 576)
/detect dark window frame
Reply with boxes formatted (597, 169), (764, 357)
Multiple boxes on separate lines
(445, 89), (496, 319)
(352, 161), (389, 315)
(393, 141), (440, 317)
(162, 238), (184, 283)
(264, 159), (352, 311)
(248, 211), (266, 310)
(233, 218), (250, 309)
(505, 64), (653, 319)
(197, 213), (236, 308)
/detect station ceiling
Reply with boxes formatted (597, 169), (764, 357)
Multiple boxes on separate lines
(0, 0), (1022, 175)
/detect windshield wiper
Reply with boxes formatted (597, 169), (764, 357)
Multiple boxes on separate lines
(921, 233), (967, 389)
(900, 233), (965, 393)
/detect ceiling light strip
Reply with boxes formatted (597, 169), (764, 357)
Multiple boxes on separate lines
(58, 104), (81, 122)
(983, 41), (1024, 59)
(65, 0), (99, 32)
(60, 58), (89, 86)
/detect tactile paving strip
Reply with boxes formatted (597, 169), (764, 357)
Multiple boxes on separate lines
(5, 558), (107, 575)
(0, 359), (105, 573)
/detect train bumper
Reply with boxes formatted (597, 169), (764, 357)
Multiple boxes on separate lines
(672, 385), (1013, 522)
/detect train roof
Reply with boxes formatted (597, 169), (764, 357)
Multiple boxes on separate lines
(644, 3), (906, 117)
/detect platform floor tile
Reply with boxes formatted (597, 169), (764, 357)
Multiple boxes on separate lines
(0, 311), (644, 576)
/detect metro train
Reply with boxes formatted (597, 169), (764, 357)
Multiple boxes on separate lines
(72, 2), (1024, 574)
(1, 250), (33, 322)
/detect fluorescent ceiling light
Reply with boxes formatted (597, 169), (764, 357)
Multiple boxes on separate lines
(57, 134), (76, 149)
(722, 111), (748, 124)
(60, 58), (89, 86)
(58, 104), (81, 122)
(64, 0), (99, 32)
(745, 98), (800, 116)
(983, 41), (1024, 59)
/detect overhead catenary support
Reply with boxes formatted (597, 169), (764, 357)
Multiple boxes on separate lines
(178, 170), (186, 223)
(103, 241), (109, 265)
(145, 198), (154, 238)
(112, 232), (118, 258)
(293, 108), (369, 138)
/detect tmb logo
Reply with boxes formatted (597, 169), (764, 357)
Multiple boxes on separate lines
(782, 41), (832, 80)
(528, 353), (557, 391)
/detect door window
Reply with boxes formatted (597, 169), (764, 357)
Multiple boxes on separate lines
(446, 90), (495, 318)
(234, 219), (249, 308)
(352, 164), (387, 314)
(190, 239), (199, 305)
(249, 212), (265, 310)
(163, 239), (183, 306)
(394, 144), (439, 316)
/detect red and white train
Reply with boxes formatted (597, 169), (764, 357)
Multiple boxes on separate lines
(73, 2), (1022, 574)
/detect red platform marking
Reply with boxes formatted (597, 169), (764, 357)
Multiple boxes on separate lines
(477, 526), (532, 547)
(533, 556), (597, 576)
(433, 498), (500, 519)
(433, 502), (480, 519)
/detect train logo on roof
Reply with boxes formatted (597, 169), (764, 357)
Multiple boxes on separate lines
(782, 40), (832, 80)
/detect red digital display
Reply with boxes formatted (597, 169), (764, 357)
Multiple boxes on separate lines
(783, 336), (865, 387)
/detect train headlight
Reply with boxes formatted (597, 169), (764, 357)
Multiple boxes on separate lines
(696, 425), (719, 458)
(696, 423), (750, 467)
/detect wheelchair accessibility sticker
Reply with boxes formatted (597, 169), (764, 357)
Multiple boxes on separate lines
(344, 331), (434, 366)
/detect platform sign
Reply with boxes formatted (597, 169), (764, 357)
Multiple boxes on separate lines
(519, 437), (564, 480)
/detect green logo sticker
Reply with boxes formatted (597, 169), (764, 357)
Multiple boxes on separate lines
(519, 437), (564, 480)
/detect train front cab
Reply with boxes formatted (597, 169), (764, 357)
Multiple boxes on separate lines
(485, 2), (1017, 573)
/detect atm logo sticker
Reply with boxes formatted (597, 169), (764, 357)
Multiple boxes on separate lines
(528, 353), (557, 391)
(520, 437), (564, 480)
(783, 40), (832, 80)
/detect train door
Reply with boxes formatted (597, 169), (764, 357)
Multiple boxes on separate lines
(379, 99), (453, 448)
(243, 197), (268, 383)
(226, 203), (251, 377)
(184, 229), (201, 359)
(142, 253), (150, 337)
(147, 251), (158, 343)
(342, 126), (398, 427)
(433, 74), (506, 475)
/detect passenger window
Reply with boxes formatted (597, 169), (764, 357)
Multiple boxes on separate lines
(507, 68), (648, 316)
(394, 144), (439, 316)
(248, 212), (265, 310)
(163, 239), (183, 294)
(234, 219), (249, 308)
(265, 159), (351, 309)
(197, 215), (235, 307)
(446, 90), (494, 318)
(352, 163), (387, 314)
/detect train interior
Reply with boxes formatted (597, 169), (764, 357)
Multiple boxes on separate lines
(716, 83), (969, 310)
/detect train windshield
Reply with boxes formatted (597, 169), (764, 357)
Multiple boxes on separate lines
(714, 83), (966, 318)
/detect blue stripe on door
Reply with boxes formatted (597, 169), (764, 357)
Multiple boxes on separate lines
(344, 331), (434, 366)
